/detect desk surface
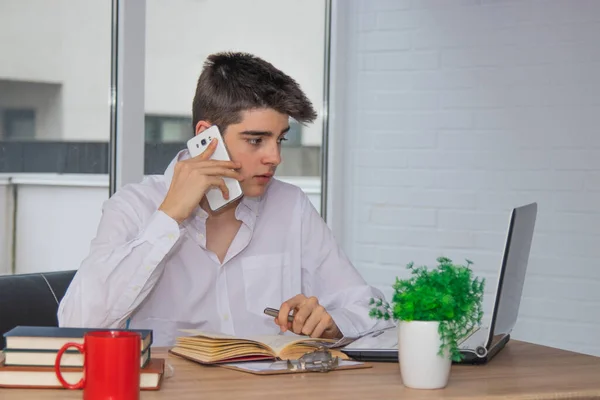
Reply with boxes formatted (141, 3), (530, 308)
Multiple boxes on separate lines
(2, 340), (600, 400)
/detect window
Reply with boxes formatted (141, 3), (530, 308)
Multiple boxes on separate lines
(144, 0), (326, 190)
(0, 0), (330, 275)
(0, 1), (112, 274)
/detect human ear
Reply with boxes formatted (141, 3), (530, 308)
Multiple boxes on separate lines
(194, 120), (212, 135)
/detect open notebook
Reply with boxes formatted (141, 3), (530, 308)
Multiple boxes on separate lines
(169, 330), (350, 364)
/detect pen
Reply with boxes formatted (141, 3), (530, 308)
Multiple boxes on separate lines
(264, 307), (295, 322)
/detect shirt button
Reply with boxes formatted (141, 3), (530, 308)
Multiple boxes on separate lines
(198, 233), (205, 240)
(223, 314), (229, 321)
(167, 233), (176, 240)
(132, 286), (140, 291)
(145, 265), (152, 272)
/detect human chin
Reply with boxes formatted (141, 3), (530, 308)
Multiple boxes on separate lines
(240, 180), (269, 198)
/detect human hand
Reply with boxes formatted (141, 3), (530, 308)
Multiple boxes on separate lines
(159, 139), (243, 223)
(275, 294), (342, 339)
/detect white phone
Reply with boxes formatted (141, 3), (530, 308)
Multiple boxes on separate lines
(186, 125), (243, 212)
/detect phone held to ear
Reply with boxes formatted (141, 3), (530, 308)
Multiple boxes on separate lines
(186, 125), (243, 212)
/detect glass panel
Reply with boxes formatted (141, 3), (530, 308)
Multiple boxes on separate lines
(144, 0), (326, 207)
(145, 115), (193, 143)
(0, 0), (112, 274)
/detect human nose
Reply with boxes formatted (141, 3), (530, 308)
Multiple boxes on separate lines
(262, 142), (281, 167)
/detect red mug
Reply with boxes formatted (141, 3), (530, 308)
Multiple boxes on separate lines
(54, 330), (141, 400)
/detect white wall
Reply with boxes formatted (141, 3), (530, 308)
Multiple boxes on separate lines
(331, 0), (600, 357)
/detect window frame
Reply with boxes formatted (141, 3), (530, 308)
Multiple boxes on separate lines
(109, 0), (146, 195)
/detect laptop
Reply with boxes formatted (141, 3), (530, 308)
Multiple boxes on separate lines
(341, 202), (538, 365)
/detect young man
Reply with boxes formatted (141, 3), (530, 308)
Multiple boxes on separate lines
(58, 52), (392, 346)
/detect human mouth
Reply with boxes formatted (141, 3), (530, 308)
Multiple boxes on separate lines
(254, 173), (273, 183)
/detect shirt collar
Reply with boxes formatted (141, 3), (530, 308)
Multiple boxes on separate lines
(163, 149), (263, 218)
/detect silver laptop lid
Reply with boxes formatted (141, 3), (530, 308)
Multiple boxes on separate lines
(484, 202), (537, 349)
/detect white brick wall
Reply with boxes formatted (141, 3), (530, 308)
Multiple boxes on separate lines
(330, 0), (600, 356)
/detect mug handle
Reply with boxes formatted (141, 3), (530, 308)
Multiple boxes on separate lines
(54, 342), (85, 389)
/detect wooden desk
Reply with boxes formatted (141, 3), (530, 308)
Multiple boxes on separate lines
(2, 340), (600, 399)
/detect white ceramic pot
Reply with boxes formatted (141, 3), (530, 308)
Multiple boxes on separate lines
(398, 321), (452, 389)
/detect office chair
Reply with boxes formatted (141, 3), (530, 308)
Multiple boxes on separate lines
(0, 270), (76, 349)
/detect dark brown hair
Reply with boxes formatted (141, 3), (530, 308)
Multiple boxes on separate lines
(192, 52), (317, 134)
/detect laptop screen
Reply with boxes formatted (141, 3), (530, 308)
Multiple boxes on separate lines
(489, 203), (537, 340)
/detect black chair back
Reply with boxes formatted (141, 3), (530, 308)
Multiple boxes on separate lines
(0, 270), (76, 349)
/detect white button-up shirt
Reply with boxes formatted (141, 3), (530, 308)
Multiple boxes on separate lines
(58, 150), (392, 346)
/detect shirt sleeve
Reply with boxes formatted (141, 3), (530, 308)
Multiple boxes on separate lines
(57, 190), (183, 329)
(299, 193), (395, 338)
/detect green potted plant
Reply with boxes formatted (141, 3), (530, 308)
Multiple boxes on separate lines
(369, 256), (485, 389)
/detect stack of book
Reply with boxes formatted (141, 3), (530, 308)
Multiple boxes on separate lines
(0, 326), (164, 390)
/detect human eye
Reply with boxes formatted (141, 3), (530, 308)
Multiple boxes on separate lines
(277, 136), (288, 144)
(247, 138), (262, 145)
